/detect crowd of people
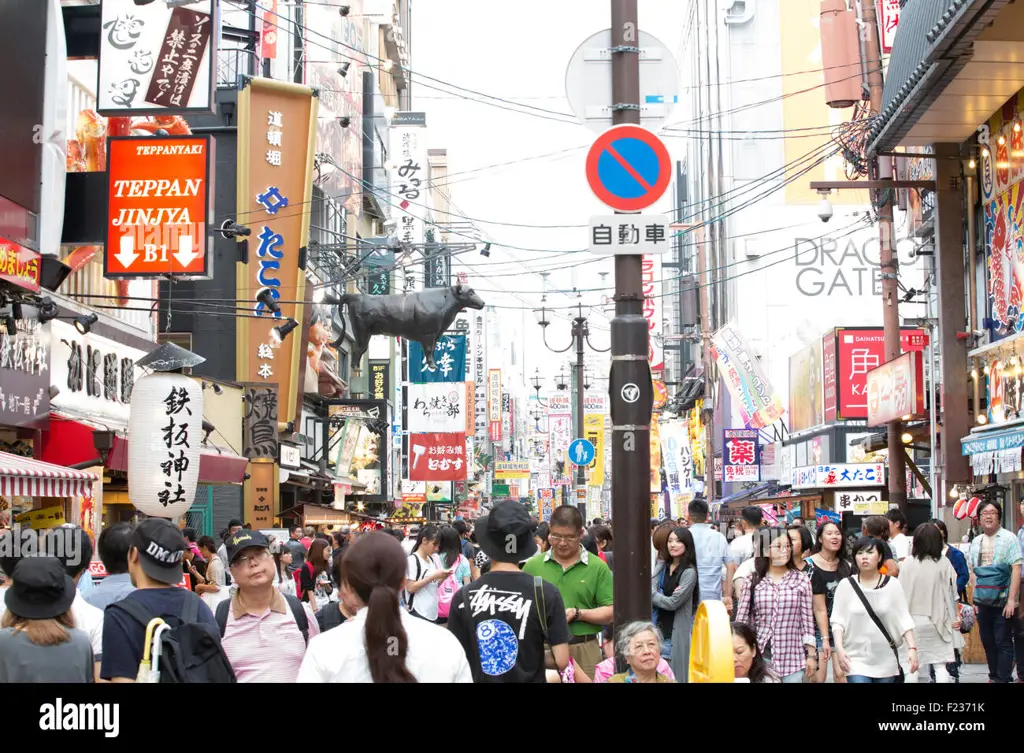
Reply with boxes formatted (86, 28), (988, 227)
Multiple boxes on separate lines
(0, 494), (1020, 684)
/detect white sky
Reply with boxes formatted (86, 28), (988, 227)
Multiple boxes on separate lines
(413, 0), (691, 389)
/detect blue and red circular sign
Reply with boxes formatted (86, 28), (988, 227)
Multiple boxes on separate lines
(586, 124), (672, 212)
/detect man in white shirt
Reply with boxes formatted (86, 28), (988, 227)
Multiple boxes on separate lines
(885, 509), (912, 562)
(687, 499), (734, 611)
(401, 525), (420, 555)
(728, 506), (763, 567)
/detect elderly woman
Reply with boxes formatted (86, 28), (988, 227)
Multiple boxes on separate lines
(606, 621), (677, 683)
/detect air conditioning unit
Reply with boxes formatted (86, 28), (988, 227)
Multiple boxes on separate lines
(738, 237), (762, 258)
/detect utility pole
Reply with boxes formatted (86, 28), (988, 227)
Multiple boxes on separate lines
(860, 0), (906, 514)
(608, 0), (653, 638)
(697, 227), (715, 500)
(573, 313), (587, 517)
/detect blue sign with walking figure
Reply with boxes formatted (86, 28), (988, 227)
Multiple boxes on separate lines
(568, 438), (596, 467)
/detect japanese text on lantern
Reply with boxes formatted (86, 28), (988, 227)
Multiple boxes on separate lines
(159, 386), (192, 508)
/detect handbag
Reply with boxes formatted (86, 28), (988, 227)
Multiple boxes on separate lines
(847, 575), (904, 683)
(972, 548), (1011, 608)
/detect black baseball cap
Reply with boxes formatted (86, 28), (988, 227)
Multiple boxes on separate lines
(131, 519), (186, 585)
(225, 529), (270, 566)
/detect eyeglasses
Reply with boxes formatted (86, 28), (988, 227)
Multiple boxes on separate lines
(547, 533), (579, 542)
(234, 549), (272, 566)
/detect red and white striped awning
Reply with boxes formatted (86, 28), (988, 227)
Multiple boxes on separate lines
(0, 451), (97, 498)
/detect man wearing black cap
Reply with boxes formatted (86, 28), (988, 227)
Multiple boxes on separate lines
(100, 518), (218, 682)
(447, 501), (570, 683)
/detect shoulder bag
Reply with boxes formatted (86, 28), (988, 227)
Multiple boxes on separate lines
(847, 575), (904, 683)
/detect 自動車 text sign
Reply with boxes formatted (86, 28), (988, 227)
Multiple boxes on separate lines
(589, 215), (671, 255)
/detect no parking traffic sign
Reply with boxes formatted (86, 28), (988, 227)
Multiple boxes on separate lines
(585, 124), (672, 212)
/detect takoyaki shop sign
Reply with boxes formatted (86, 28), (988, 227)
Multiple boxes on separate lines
(105, 135), (213, 278)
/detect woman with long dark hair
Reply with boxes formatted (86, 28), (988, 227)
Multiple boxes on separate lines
(404, 524), (447, 623)
(297, 533), (472, 683)
(734, 526), (816, 683)
(651, 526), (699, 681)
(809, 520), (852, 683)
(732, 622), (779, 683)
(788, 525), (815, 578)
(274, 546), (295, 597)
(299, 538), (333, 614)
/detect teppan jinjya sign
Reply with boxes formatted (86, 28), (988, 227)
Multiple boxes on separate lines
(235, 77), (318, 428)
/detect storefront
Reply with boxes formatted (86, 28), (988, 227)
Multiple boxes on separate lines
(961, 423), (1024, 534)
(0, 450), (97, 534)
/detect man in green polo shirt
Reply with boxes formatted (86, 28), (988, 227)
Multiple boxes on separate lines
(523, 505), (613, 678)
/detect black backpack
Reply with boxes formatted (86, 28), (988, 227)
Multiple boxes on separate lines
(215, 592), (310, 645)
(111, 590), (237, 683)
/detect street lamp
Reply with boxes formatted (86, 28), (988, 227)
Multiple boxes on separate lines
(533, 303), (609, 512)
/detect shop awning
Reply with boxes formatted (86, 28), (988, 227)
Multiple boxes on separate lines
(717, 481), (779, 507)
(961, 424), (1024, 456)
(107, 437), (248, 485)
(0, 451), (97, 498)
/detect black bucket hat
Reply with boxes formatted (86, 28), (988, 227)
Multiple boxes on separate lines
(4, 557), (77, 620)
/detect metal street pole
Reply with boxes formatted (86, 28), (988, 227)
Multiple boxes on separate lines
(574, 314), (588, 518)
(697, 227), (715, 500)
(608, 0), (653, 636)
(859, 0), (907, 515)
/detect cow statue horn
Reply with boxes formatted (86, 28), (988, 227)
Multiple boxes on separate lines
(329, 285), (486, 372)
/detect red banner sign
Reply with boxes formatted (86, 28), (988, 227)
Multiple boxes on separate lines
(829, 328), (927, 420)
(866, 350), (925, 426)
(408, 433), (468, 481)
(0, 237), (41, 292)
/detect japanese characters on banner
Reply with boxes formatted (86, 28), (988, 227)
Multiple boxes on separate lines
(501, 392), (512, 449)
(0, 238), (41, 291)
(473, 313), (488, 440)
(407, 433), (467, 482)
(97, 0), (217, 115)
(710, 323), (785, 429)
(790, 463), (886, 490)
(866, 350), (924, 427)
(408, 335), (466, 383)
(660, 420), (694, 509)
(407, 383), (466, 433)
(583, 391), (607, 414)
(643, 255), (664, 374)
(488, 369), (502, 441)
(242, 385), (278, 460)
(878, 0), (901, 54)
(0, 320), (49, 428)
(105, 135), (213, 277)
(650, 414), (662, 494)
(723, 429), (760, 483)
(548, 414), (572, 472)
(494, 461), (530, 479)
(826, 328), (927, 420)
(369, 361), (389, 401)
(128, 373), (203, 518)
(583, 414), (605, 487)
(236, 78), (318, 428)
(389, 113), (428, 247)
(547, 393), (572, 413)
(832, 488), (885, 516)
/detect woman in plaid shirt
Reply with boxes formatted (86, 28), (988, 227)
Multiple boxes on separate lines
(735, 527), (817, 683)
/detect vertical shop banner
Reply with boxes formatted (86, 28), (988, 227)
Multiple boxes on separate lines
(369, 361), (389, 401)
(788, 340), (823, 432)
(642, 255), (664, 374)
(878, 0), (901, 53)
(236, 78), (318, 427)
(389, 112), (428, 247)
(245, 461), (277, 529)
(583, 414), (605, 487)
(258, 0), (279, 59)
(407, 383), (466, 433)
(831, 328), (927, 420)
(97, 0), (217, 115)
(408, 335), (466, 383)
(501, 392), (511, 446)
(710, 323), (785, 429)
(660, 420), (694, 511)
(866, 351), (924, 427)
(650, 414), (662, 493)
(473, 313), (488, 439)
(0, 321), (50, 428)
(723, 428), (760, 483)
(465, 382), (475, 435)
(822, 332), (838, 423)
(407, 433), (468, 481)
(242, 384), (279, 460)
(488, 369), (502, 441)
(548, 414), (572, 471)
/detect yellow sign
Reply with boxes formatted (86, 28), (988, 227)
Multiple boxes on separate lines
(14, 505), (67, 530)
(494, 461), (530, 479)
(689, 601), (735, 683)
(584, 414), (605, 487)
(650, 414), (662, 493)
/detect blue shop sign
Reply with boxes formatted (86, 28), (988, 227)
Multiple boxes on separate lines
(961, 427), (1024, 456)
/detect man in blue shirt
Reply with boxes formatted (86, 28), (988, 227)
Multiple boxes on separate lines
(686, 498), (734, 612)
(100, 519), (217, 682)
(85, 523), (136, 610)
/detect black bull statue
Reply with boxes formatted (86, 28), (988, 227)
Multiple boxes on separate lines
(330, 285), (485, 371)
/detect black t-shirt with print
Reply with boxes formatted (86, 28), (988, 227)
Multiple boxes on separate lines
(447, 570), (571, 683)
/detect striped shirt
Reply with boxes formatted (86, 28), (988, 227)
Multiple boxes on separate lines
(221, 590), (319, 683)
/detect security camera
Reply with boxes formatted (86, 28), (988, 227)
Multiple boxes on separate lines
(817, 196), (833, 223)
(908, 245), (917, 260)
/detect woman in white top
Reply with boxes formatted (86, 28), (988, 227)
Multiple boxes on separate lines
(897, 523), (959, 683)
(296, 532), (471, 683)
(273, 546), (296, 597)
(404, 525), (448, 623)
(831, 535), (919, 683)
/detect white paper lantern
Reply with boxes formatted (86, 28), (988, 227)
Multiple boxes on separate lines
(128, 373), (204, 518)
